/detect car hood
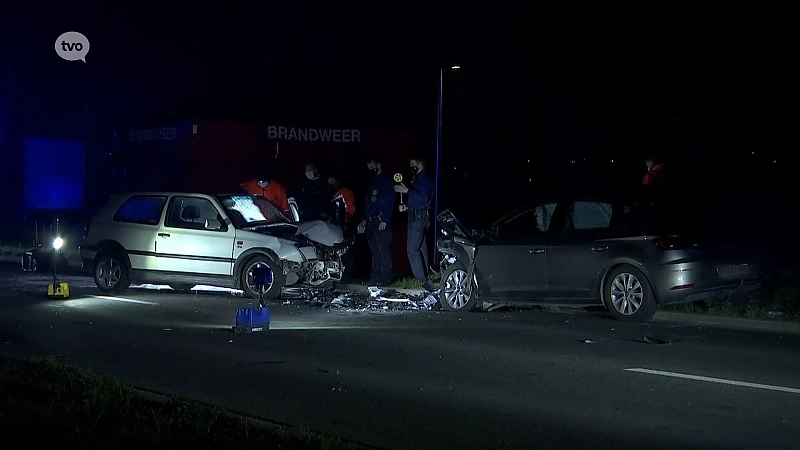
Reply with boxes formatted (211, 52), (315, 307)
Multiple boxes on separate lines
(437, 210), (481, 239)
(241, 220), (345, 247)
(295, 220), (345, 247)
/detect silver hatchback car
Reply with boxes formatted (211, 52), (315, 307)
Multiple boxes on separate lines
(436, 194), (762, 322)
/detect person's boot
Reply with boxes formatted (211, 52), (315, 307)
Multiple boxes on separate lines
(424, 280), (439, 293)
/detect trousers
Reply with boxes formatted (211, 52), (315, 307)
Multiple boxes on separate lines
(366, 220), (392, 284)
(407, 218), (430, 284)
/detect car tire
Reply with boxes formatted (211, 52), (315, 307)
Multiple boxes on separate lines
(93, 252), (131, 294)
(439, 263), (479, 312)
(169, 284), (196, 292)
(603, 264), (657, 322)
(240, 255), (285, 301)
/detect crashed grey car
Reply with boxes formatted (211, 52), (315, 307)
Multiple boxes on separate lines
(81, 192), (351, 299)
(436, 194), (762, 322)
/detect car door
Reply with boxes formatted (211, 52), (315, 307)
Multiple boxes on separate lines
(473, 201), (558, 299)
(545, 200), (616, 301)
(109, 194), (169, 271)
(156, 195), (235, 276)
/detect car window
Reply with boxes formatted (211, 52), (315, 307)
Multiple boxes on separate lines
(566, 201), (613, 230)
(113, 195), (167, 225)
(499, 203), (557, 236)
(165, 196), (226, 231)
(218, 195), (291, 228)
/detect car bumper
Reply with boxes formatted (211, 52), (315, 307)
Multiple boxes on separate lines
(80, 248), (96, 274)
(651, 261), (762, 305)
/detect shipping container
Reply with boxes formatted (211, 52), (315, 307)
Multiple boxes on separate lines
(108, 119), (422, 277)
(112, 120), (419, 191)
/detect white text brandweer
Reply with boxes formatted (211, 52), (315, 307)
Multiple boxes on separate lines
(268, 125), (361, 143)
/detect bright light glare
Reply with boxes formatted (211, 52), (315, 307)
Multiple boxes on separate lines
(53, 237), (64, 250)
(451, 65), (461, 69)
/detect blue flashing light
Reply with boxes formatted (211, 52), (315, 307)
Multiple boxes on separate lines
(24, 138), (86, 211)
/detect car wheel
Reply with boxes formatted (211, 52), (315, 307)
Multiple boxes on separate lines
(603, 265), (657, 322)
(240, 255), (285, 301)
(93, 252), (131, 293)
(169, 284), (196, 292)
(439, 263), (479, 312)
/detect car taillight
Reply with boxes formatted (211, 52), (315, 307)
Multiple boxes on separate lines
(655, 236), (695, 250)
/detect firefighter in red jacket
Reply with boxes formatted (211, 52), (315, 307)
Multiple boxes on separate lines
(642, 154), (666, 186)
(325, 174), (356, 227)
(239, 174), (291, 216)
(326, 173), (356, 280)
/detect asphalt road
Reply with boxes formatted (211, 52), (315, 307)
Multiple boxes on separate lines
(1, 262), (799, 449)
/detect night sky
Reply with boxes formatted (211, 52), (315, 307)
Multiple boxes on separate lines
(2, 4), (797, 194)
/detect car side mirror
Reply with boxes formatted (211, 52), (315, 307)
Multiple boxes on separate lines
(205, 219), (222, 231)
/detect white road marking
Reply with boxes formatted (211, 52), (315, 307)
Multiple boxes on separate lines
(90, 295), (159, 306)
(625, 368), (800, 394)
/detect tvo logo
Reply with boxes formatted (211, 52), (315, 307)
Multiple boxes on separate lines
(55, 31), (90, 62)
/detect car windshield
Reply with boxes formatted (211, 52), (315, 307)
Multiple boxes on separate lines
(217, 195), (291, 228)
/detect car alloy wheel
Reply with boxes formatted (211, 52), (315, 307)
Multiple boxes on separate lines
(245, 261), (274, 295)
(444, 268), (471, 310)
(96, 257), (122, 289)
(610, 272), (644, 316)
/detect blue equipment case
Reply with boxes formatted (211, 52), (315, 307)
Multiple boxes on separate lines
(233, 307), (270, 333)
(232, 265), (273, 333)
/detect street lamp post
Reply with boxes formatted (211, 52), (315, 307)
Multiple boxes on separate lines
(433, 65), (459, 270)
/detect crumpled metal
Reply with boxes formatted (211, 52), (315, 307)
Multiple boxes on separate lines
(280, 285), (440, 311)
(318, 289), (440, 312)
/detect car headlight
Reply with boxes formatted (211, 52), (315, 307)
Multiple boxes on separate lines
(53, 237), (64, 250)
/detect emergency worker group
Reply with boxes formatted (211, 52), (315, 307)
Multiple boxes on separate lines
(240, 153), (664, 292)
(239, 156), (437, 291)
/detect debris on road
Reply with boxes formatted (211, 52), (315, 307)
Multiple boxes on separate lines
(311, 288), (440, 312)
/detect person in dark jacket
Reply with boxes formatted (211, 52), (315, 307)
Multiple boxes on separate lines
(296, 164), (325, 221)
(394, 156), (437, 292)
(358, 158), (395, 286)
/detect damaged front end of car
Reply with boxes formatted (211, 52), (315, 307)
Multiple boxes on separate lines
(286, 221), (354, 286)
(294, 238), (352, 286)
(435, 210), (491, 310)
(437, 210), (481, 271)
(245, 219), (353, 288)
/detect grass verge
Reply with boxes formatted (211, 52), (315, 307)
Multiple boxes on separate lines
(0, 354), (361, 449)
(0, 244), (80, 260)
(390, 273), (442, 290)
(663, 284), (800, 324)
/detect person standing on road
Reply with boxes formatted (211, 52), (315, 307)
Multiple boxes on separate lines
(296, 164), (325, 221)
(239, 174), (291, 216)
(326, 173), (357, 280)
(358, 158), (395, 286)
(327, 174), (357, 227)
(394, 156), (437, 292)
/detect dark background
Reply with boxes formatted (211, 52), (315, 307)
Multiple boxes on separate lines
(1, 3), (797, 271)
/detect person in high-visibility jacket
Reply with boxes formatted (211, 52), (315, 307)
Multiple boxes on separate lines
(239, 174), (291, 216)
(326, 174), (357, 227)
